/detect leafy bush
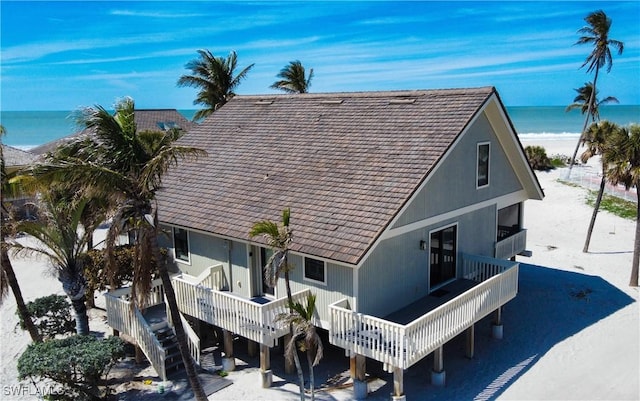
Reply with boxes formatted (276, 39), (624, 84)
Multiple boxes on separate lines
(17, 294), (75, 339)
(81, 245), (168, 304)
(525, 145), (554, 171)
(17, 335), (126, 401)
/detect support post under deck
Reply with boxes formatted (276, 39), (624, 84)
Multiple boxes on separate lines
(260, 344), (272, 388)
(222, 329), (236, 371)
(431, 346), (446, 386)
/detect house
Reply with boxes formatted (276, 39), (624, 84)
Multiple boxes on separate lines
(1, 144), (38, 219)
(29, 109), (196, 155)
(104, 87), (543, 399)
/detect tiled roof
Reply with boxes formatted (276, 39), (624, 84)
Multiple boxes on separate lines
(157, 87), (496, 265)
(2, 144), (37, 167)
(30, 109), (195, 155)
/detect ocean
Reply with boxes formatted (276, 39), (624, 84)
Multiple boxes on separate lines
(1, 106), (638, 150)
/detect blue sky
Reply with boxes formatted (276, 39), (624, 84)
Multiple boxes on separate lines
(1, 1), (639, 111)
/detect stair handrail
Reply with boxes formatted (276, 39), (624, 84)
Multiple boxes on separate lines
(133, 307), (168, 381)
(179, 312), (201, 365)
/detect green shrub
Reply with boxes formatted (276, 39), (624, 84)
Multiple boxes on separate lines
(17, 335), (126, 401)
(525, 145), (554, 171)
(17, 294), (75, 339)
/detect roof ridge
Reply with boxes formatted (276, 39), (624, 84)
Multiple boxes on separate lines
(233, 87), (495, 101)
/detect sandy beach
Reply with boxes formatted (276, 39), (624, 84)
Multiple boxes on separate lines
(1, 138), (638, 400)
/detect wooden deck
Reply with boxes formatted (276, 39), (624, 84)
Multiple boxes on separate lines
(329, 253), (519, 371)
(384, 279), (477, 325)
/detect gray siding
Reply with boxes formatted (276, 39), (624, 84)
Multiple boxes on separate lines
(279, 254), (354, 329)
(358, 205), (496, 317)
(394, 113), (522, 228)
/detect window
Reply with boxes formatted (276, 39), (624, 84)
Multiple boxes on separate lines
(304, 257), (326, 284)
(173, 227), (190, 262)
(477, 142), (490, 188)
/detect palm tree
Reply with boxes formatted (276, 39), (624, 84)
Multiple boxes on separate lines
(566, 82), (619, 121)
(270, 61), (314, 94)
(602, 124), (640, 287)
(277, 294), (324, 401)
(0, 125), (42, 343)
(177, 50), (254, 120)
(580, 121), (621, 252)
(35, 97), (209, 400)
(568, 10), (624, 178)
(10, 191), (92, 335)
(249, 208), (305, 401)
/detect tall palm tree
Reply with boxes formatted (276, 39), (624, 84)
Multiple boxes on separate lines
(580, 120), (621, 252)
(277, 294), (324, 401)
(270, 61), (314, 94)
(602, 124), (640, 287)
(568, 10), (624, 177)
(0, 126), (42, 343)
(11, 191), (92, 335)
(35, 97), (209, 400)
(249, 208), (305, 401)
(566, 82), (619, 121)
(177, 50), (254, 120)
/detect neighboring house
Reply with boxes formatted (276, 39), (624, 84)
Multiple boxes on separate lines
(29, 109), (196, 155)
(104, 87), (543, 399)
(1, 144), (38, 219)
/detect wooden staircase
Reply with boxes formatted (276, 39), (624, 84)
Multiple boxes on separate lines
(154, 325), (186, 378)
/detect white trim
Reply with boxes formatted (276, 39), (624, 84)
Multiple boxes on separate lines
(380, 189), (528, 241)
(303, 256), (328, 286)
(352, 266), (358, 312)
(428, 222), (458, 291)
(476, 141), (490, 189)
(172, 227), (191, 265)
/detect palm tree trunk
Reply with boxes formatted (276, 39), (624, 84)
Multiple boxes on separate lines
(569, 67), (600, 179)
(583, 175), (606, 252)
(307, 350), (315, 401)
(283, 264), (305, 401)
(70, 295), (90, 335)
(631, 188), (640, 287)
(1, 248), (42, 342)
(149, 227), (207, 401)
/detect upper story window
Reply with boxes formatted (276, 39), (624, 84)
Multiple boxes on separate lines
(477, 142), (490, 188)
(304, 257), (326, 284)
(173, 227), (190, 263)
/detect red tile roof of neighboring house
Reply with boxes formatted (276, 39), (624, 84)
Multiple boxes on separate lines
(157, 87), (497, 265)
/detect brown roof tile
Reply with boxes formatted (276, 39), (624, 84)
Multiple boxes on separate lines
(157, 88), (495, 265)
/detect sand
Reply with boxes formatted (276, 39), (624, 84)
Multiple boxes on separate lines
(1, 138), (638, 400)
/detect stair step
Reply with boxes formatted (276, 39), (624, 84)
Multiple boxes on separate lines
(165, 358), (185, 372)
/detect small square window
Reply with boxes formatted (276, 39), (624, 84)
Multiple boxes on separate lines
(173, 228), (190, 262)
(304, 257), (326, 284)
(477, 143), (490, 188)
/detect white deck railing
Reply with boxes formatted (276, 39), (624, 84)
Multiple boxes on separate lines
(172, 275), (310, 347)
(329, 254), (518, 371)
(495, 229), (527, 260)
(105, 279), (168, 380)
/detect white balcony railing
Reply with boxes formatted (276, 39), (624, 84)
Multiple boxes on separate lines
(495, 229), (527, 260)
(172, 276), (310, 347)
(329, 254), (518, 371)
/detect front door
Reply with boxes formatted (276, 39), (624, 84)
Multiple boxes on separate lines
(430, 225), (457, 289)
(260, 247), (275, 296)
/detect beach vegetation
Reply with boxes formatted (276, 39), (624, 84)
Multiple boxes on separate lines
(177, 49), (254, 121)
(271, 60), (314, 94)
(525, 145), (554, 171)
(17, 294), (76, 339)
(32, 97), (209, 399)
(1, 124), (42, 343)
(249, 208), (306, 400)
(10, 191), (93, 335)
(568, 9), (624, 177)
(601, 124), (640, 286)
(586, 190), (636, 220)
(17, 335), (125, 401)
